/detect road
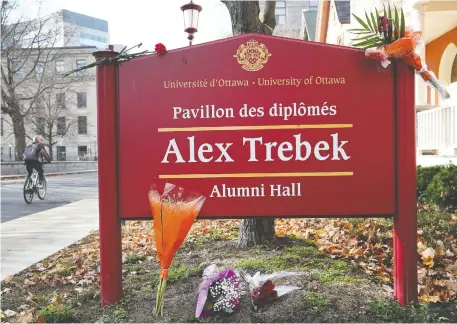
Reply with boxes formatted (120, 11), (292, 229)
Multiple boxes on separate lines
(1, 173), (98, 223)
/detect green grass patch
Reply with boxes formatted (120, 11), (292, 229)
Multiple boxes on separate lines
(168, 264), (203, 283)
(237, 245), (318, 271)
(191, 229), (238, 247)
(303, 292), (329, 312)
(314, 260), (367, 285)
(38, 304), (76, 323)
(113, 307), (129, 323)
(124, 252), (145, 264)
(366, 300), (438, 322)
(237, 242), (361, 282)
(48, 260), (73, 277)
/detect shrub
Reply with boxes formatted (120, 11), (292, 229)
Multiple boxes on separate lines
(426, 163), (457, 210)
(416, 165), (442, 202)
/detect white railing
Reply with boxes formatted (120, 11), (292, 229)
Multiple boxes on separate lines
(417, 105), (457, 156)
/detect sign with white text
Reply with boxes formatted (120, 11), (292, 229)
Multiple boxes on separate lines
(117, 35), (396, 218)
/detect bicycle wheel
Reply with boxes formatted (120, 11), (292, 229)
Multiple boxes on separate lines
(23, 177), (34, 204)
(37, 177), (47, 200)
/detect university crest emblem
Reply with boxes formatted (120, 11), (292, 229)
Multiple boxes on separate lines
(234, 39), (271, 72)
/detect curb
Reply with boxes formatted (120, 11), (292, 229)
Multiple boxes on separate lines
(1, 170), (98, 182)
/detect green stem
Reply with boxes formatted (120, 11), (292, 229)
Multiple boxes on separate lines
(160, 279), (168, 316)
(154, 278), (163, 315)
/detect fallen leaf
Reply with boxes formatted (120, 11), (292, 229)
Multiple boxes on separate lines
(0, 288), (12, 295)
(428, 295), (441, 303)
(446, 261), (457, 272)
(422, 256), (435, 268)
(4, 310), (17, 317)
(24, 279), (36, 286)
(4, 275), (13, 281)
(421, 247), (436, 259)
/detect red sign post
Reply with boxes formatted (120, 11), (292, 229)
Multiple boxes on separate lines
(94, 34), (417, 307)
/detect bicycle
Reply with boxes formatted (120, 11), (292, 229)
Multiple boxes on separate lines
(23, 163), (47, 204)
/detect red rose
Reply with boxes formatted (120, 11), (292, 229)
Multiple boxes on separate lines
(379, 16), (388, 33)
(155, 43), (167, 55)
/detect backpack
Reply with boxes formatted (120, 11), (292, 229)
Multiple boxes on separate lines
(23, 144), (39, 161)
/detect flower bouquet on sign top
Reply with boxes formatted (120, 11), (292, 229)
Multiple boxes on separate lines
(195, 264), (241, 318)
(349, 5), (453, 103)
(148, 183), (206, 316)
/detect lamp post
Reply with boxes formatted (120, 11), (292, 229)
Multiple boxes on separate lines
(181, 0), (202, 46)
(8, 143), (12, 160)
(94, 136), (97, 160)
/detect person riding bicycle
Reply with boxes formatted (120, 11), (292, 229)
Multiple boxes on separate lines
(23, 135), (51, 183)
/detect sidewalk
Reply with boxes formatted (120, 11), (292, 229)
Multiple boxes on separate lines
(1, 170), (98, 182)
(1, 199), (99, 280)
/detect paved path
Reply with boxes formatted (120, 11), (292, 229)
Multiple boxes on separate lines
(1, 173), (98, 223)
(1, 199), (99, 280)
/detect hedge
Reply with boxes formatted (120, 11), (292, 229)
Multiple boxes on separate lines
(417, 163), (457, 210)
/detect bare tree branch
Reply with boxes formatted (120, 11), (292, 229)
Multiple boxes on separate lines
(1, 0), (83, 157)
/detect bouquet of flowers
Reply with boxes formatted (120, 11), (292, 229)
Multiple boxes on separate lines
(350, 5), (452, 101)
(149, 183), (206, 316)
(240, 270), (302, 309)
(195, 264), (241, 318)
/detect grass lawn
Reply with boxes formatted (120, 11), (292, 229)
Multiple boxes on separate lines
(1, 209), (456, 323)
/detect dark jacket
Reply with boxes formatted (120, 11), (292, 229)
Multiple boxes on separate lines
(36, 143), (52, 163)
(24, 142), (51, 163)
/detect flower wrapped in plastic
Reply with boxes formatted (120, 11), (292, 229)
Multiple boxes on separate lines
(195, 264), (241, 318)
(240, 270), (302, 309)
(149, 183), (206, 316)
(350, 7), (452, 101)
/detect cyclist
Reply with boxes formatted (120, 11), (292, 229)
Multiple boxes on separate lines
(23, 135), (51, 184)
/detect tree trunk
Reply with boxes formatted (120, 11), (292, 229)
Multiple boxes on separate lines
(222, 0), (277, 248)
(48, 145), (54, 161)
(12, 113), (26, 160)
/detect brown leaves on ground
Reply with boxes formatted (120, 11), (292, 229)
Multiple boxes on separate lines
(275, 208), (457, 304)
(1, 207), (456, 322)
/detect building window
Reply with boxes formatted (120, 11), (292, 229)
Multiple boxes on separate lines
(57, 146), (66, 161)
(76, 59), (87, 75)
(15, 68), (24, 78)
(57, 117), (66, 135)
(36, 62), (44, 74)
(77, 92), (87, 108)
(78, 145), (88, 158)
(56, 60), (65, 73)
(78, 116), (87, 134)
(275, 1), (286, 25)
(37, 117), (46, 134)
(80, 32), (107, 43)
(56, 93), (65, 108)
(309, 0), (319, 9)
(12, 61), (24, 77)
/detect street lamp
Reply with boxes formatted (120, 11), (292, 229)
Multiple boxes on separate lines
(94, 136), (97, 160)
(8, 143), (12, 160)
(181, 0), (202, 46)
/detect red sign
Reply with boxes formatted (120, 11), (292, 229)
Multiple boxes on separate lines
(94, 34), (417, 307)
(117, 35), (395, 219)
